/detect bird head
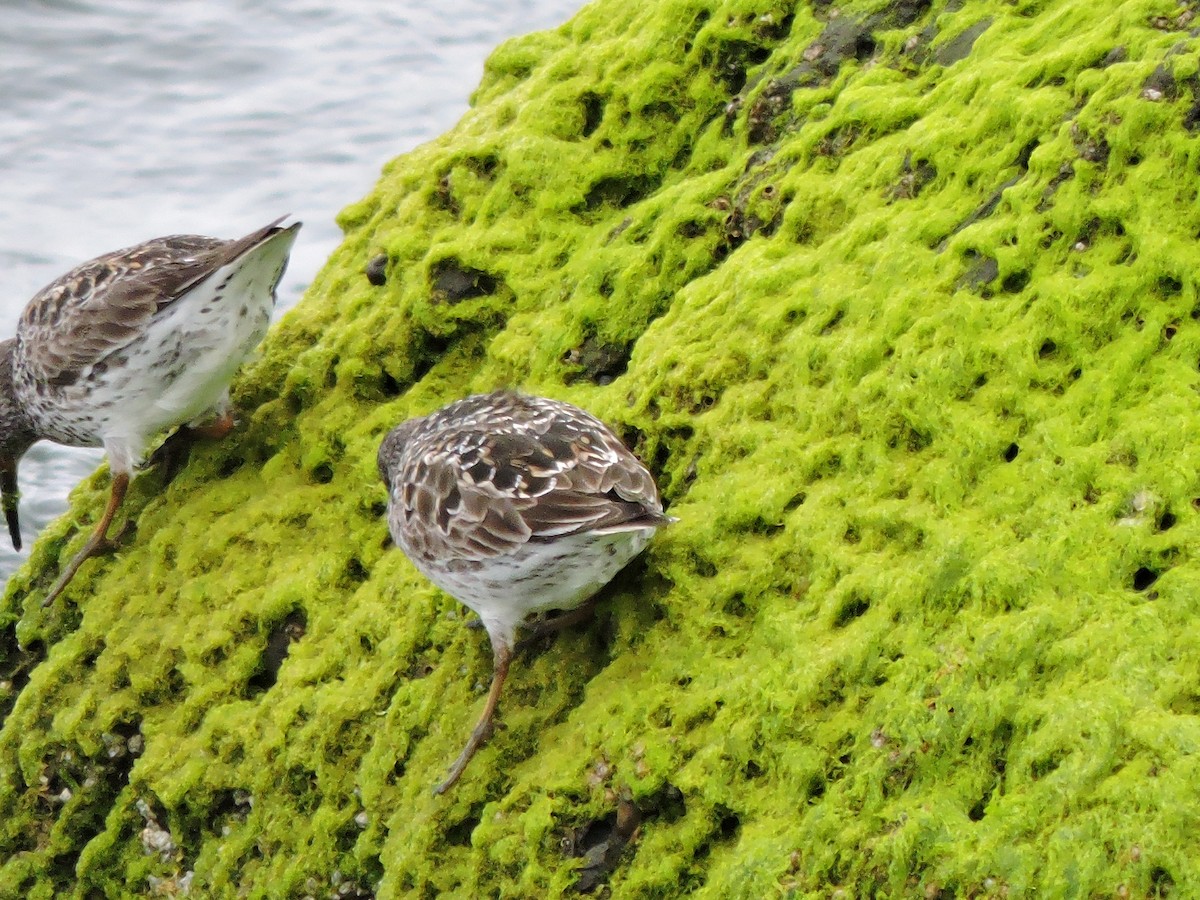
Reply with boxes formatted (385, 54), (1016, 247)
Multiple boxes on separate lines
(377, 418), (422, 484)
(0, 338), (38, 550)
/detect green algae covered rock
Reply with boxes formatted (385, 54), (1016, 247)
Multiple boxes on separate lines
(5, 0), (1200, 894)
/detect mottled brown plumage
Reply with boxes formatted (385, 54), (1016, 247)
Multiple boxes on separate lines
(20, 230), (275, 390)
(378, 391), (673, 792)
(0, 216), (300, 606)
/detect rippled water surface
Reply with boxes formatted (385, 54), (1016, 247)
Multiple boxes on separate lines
(0, 0), (584, 578)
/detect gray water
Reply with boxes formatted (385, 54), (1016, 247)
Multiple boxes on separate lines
(0, 0), (584, 579)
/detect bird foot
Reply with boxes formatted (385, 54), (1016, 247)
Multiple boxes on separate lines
(41, 472), (131, 608)
(434, 717), (498, 795)
(40, 520), (129, 608)
(95, 518), (133, 552)
(39, 525), (130, 609)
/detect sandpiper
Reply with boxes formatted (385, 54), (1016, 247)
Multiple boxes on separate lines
(378, 390), (673, 793)
(0, 216), (301, 606)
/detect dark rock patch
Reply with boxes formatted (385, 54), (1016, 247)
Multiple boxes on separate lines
(365, 254), (388, 286)
(934, 18), (992, 66)
(247, 609), (307, 695)
(430, 258), (500, 302)
(563, 336), (632, 386)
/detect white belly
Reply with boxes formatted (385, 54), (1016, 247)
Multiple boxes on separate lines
(98, 234), (291, 471)
(411, 526), (657, 648)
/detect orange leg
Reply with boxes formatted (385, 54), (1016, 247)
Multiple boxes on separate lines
(41, 471), (130, 608)
(188, 410), (236, 440)
(435, 641), (513, 794)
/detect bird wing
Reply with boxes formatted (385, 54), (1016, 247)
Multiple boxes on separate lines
(399, 401), (665, 562)
(17, 218), (289, 387)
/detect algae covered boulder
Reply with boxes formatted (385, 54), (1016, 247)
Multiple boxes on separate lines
(3, 0), (1200, 895)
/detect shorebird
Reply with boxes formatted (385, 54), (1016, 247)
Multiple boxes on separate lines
(377, 390), (673, 793)
(0, 216), (301, 606)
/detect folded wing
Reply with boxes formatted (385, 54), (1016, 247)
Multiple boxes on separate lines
(18, 218), (289, 387)
(398, 397), (667, 562)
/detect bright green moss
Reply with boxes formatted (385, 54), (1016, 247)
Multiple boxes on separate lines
(4, 0), (1200, 895)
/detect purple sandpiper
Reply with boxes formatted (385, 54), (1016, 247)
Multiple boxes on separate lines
(0, 216), (301, 606)
(377, 390), (673, 792)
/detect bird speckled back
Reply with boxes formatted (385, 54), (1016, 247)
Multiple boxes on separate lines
(0, 216), (300, 604)
(378, 391), (667, 571)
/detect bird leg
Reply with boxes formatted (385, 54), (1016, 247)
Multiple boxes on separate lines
(41, 470), (130, 608)
(435, 641), (512, 794)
